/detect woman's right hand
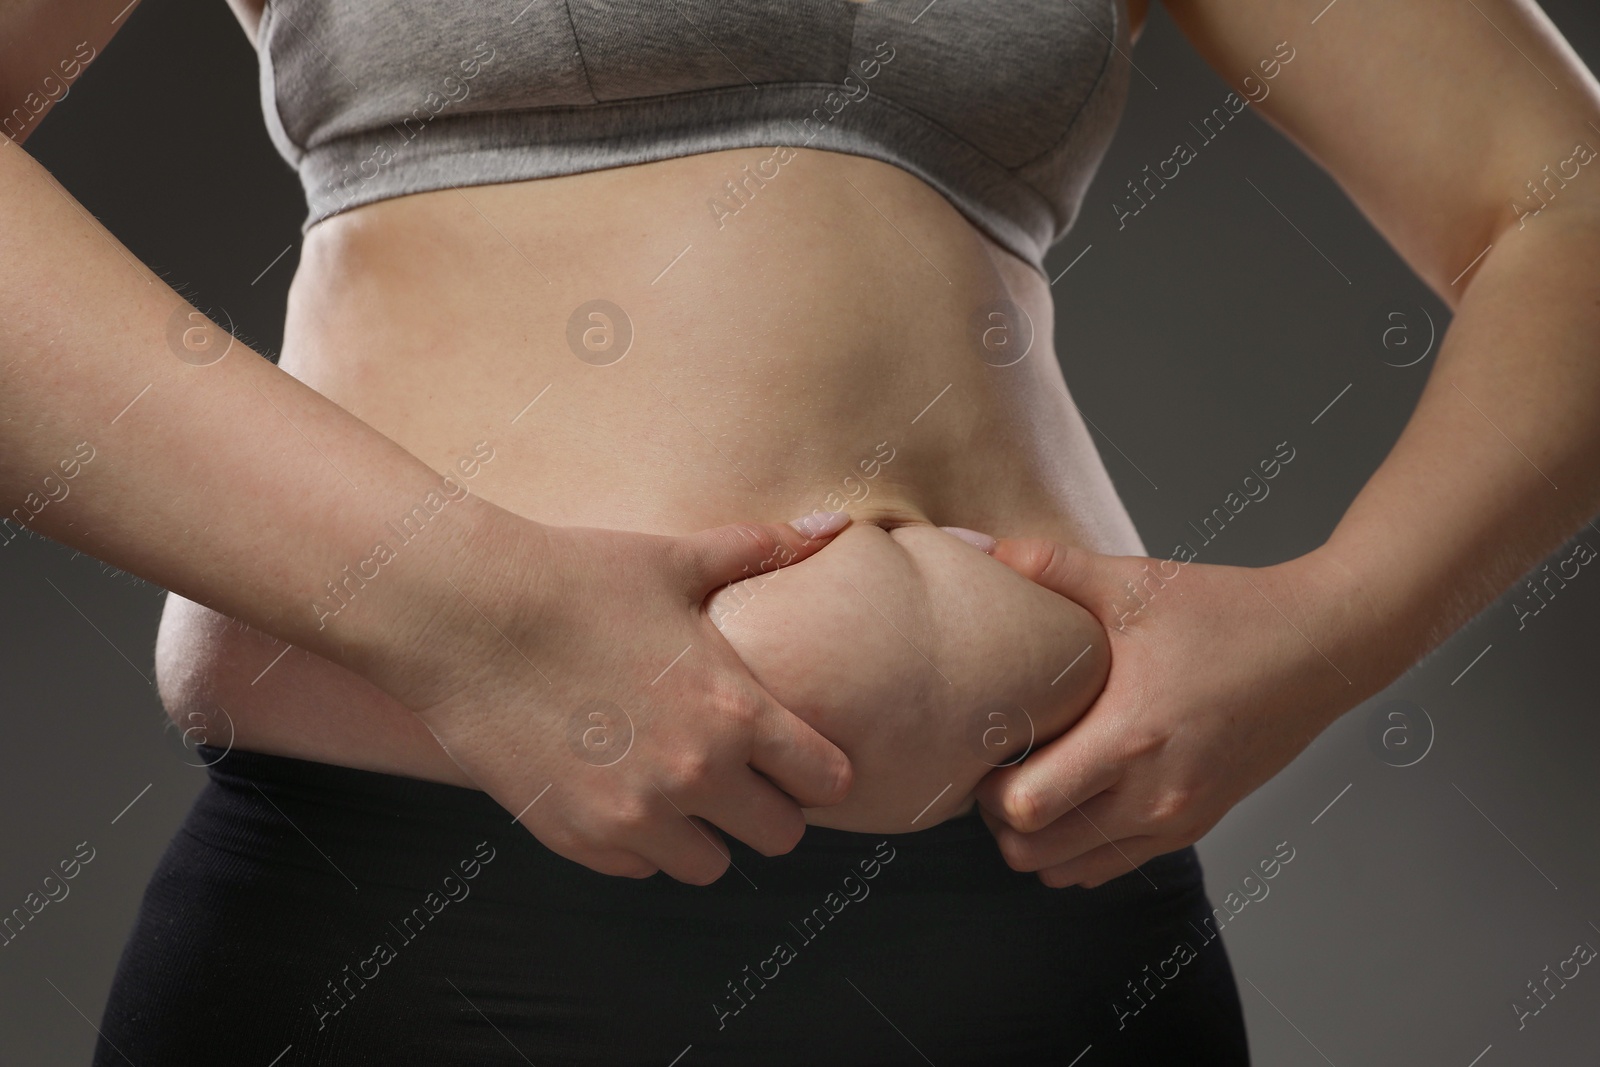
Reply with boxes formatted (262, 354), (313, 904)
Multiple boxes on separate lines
(361, 504), (856, 885)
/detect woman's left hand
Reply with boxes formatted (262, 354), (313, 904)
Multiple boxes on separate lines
(973, 537), (1386, 888)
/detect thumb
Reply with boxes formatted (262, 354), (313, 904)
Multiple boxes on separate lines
(680, 510), (853, 591)
(974, 720), (1123, 834)
(990, 538), (1135, 631)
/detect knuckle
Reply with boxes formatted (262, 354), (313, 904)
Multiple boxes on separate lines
(1030, 538), (1063, 580)
(727, 521), (783, 564)
(1147, 785), (1194, 825)
(660, 750), (714, 795)
(710, 684), (761, 731)
(605, 796), (657, 837)
(1004, 787), (1047, 833)
(731, 698), (762, 732)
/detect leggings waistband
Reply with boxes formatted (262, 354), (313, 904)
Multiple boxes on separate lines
(192, 744), (1198, 902)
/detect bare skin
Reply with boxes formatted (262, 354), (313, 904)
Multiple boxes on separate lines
(154, 17), (1129, 832)
(8, 0), (1600, 886)
(976, 0), (1600, 886)
(708, 522), (1110, 830)
(5, 0), (1144, 881)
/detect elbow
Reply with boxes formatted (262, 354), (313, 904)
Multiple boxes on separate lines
(1434, 187), (1600, 310)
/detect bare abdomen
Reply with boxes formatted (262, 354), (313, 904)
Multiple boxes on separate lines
(155, 146), (1137, 833)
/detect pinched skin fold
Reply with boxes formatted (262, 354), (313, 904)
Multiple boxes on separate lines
(710, 522), (1110, 833)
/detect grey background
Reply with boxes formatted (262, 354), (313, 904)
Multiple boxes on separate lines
(3, 0), (1598, 1063)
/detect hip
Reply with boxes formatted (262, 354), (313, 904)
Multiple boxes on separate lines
(97, 746), (1249, 1066)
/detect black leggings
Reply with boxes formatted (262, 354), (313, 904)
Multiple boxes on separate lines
(96, 747), (1250, 1066)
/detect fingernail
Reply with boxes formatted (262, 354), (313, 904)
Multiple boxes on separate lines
(940, 526), (997, 554)
(790, 510), (851, 539)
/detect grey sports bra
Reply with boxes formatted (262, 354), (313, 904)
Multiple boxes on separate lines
(256, 0), (1131, 276)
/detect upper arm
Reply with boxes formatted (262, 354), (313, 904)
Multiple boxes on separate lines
(224, 0), (265, 46)
(0, 0), (143, 145)
(1127, 0), (1151, 43)
(1161, 0), (1600, 301)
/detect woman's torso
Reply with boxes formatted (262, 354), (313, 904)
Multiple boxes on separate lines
(156, 0), (1149, 828)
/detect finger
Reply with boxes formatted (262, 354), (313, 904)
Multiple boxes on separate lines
(678, 511), (853, 593)
(749, 700), (853, 808)
(574, 848), (661, 880)
(982, 791), (1128, 873)
(1038, 836), (1165, 889)
(973, 727), (1122, 833)
(989, 538), (1130, 630)
(631, 807), (735, 886)
(522, 828), (661, 880)
(696, 768), (809, 857)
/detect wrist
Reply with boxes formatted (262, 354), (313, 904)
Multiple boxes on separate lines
(328, 492), (549, 712)
(1271, 547), (1425, 706)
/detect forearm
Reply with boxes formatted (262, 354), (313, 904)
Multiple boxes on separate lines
(0, 136), (504, 677)
(0, 0), (121, 147)
(1311, 203), (1600, 688)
